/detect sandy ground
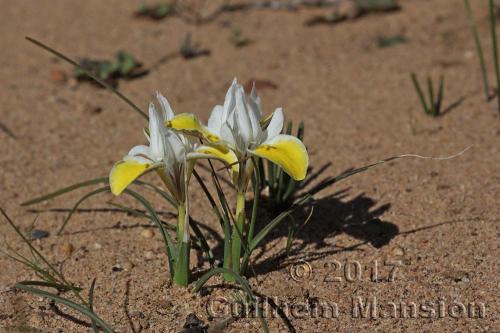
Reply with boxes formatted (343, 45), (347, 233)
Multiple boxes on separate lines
(0, 0), (499, 332)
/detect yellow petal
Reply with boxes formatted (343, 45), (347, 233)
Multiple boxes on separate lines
(191, 145), (239, 174)
(109, 160), (152, 195)
(166, 113), (219, 142)
(251, 135), (308, 181)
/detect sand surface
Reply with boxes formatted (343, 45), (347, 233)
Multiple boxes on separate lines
(0, 0), (498, 332)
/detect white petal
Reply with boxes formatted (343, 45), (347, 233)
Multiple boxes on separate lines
(156, 92), (175, 121)
(222, 78), (237, 120)
(248, 100), (262, 142)
(164, 131), (186, 167)
(148, 103), (165, 160)
(128, 145), (152, 159)
(123, 154), (152, 164)
(207, 105), (224, 135)
(220, 122), (237, 150)
(234, 86), (253, 145)
(265, 107), (284, 140)
(249, 82), (262, 118)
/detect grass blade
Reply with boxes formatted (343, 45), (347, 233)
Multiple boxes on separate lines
(464, 0), (490, 100)
(89, 278), (99, 333)
(189, 217), (215, 267)
(15, 280), (82, 293)
(436, 75), (445, 113)
(427, 76), (435, 115)
(58, 187), (110, 234)
(106, 202), (176, 231)
(193, 170), (224, 229)
(489, 0), (500, 113)
(410, 73), (430, 114)
(122, 188), (176, 275)
(15, 283), (114, 333)
(135, 179), (178, 209)
(308, 147), (472, 196)
(248, 194), (312, 252)
(25, 37), (147, 120)
(21, 177), (108, 206)
(1, 209), (67, 286)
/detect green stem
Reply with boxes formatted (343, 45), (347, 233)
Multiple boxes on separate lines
(489, 0), (500, 113)
(222, 219), (233, 281)
(173, 203), (190, 286)
(464, 0), (490, 101)
(230, 191), (246, 275)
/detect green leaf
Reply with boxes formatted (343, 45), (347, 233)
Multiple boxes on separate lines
(15, 283), (114, 333)
(15, 280), (81, 292)
(58, 187), (110, 234)
(1, 209), (67, 285)
(21, 176), (177, 209)
(410, 73), (430, 114)
(193, 170), (224, 229)
(21, 177), (108, 206)
(436, 75), (445, 114)
(248, 194), (312, 252)
(135, 179), (178, 208)
(122, 188), (176, 276)
(377, 35), (407, 48)
(88, 278), (99, 333)
(463, 0), (490, 100)
(116, 51), (137, 75)
(190, 217), (215, 267)
(427, 76), (435, 115)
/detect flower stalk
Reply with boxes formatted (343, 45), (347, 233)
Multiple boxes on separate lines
(230, 190), (246, 275)
(173, 202), (190, 286)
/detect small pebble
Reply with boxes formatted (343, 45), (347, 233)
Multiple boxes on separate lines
(129, 311), (145, 319)
(141, 229), (155, 238)
(68, 78), (78, 88)
(144, 251), (155, 260)
(93, 242), (102, 250)
(391, 247), (405, 256)
(30, 229), (49, 240)
(50, 69), (67, 84)
(122, 260), (134, 271)
(58, 243), (74, 257)
(112, 264), (123, 272)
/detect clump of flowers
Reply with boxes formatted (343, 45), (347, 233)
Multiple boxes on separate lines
(109, 79), (308, 285)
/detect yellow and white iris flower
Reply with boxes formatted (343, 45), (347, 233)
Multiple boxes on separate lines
(109, 93), (235, 201)
(167, 79), (309, 185)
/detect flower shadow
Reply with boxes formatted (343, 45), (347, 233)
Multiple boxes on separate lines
(245, 162), (397, 276)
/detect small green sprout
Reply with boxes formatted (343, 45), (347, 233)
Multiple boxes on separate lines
(1, 209), (114, 332)
(377, 34), (408, 48)
(355, 0), (400, 12)
(135, 2), (175, 20)
(230, 28), (251, 48)
(410, 73), (445, 117)
(74, 51), (147, 87)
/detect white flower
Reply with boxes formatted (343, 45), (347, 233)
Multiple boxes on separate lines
(109, 93), (235, 199)
(167, 79), (308, 181)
